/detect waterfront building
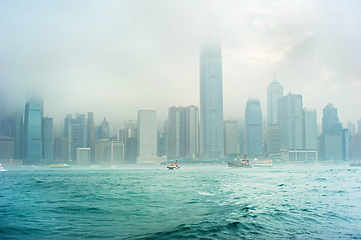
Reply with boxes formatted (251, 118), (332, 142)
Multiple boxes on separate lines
(76, 148), (91, 165)
(53, 137), (68, 161)
(7, 113), (23, 159)
(322, 103), (342, 134)
(0, 136), (14, 159)
(245, 98), (263, 155)
(266, 77), (283, 153)
(99, 118), (110, 139)
(42, 117), (53, 163)
(87, 112), (96, 163)
(64, 114), (72, 160)
(303, 108), (318, 150)
(23, 103), (42, 165)
(95, 140), (124, 163)
(71, 113), (87, 160)
(137, 108), (157, 163)
(351, 133), (361, 159)
(200, 38), (224, 159)
(168, 105), (200, 160)
(224, 121), (238, 158)
(278, 93), (303, 151)
(358, 119), (361, 133)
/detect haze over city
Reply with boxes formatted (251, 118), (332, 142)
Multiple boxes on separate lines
(1, 0), (360, 127)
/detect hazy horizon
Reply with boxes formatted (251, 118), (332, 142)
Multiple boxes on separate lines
(1, 0), (360, 128)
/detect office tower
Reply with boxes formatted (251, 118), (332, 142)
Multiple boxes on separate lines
(0, 136), (14, 159)
(161, 119), (170, 158)
(322, 103), (342, 134)
(53, 137), (68, 161)
(168, 106), (183, 159)
(95, 140), (124, 163)
(351, 133), (361, 159)
(358, 119), (361, 133)
(341, 129), (349, 160)
(124, 120), (137, 138)
(200, 38), (224, 159)
(320, 103), (342, 160)
(224, 121), (238, 158)
(121, 120), (138, 163)
(267, 78), (283, 153)
(168, 105), (200, 160)
(278, 93), (304, 151)
(71, 113), (87, 160)
(87, 112), (96, 163)
(64, 114), (72, 160)
(76, 148), (91, 165)
(245, 98), (263, 155)
(99, 118), (110, 139)
(267, 77), (284, 125)
(42, 117), (53, 163)
(303, 108), (317, 150)
(7, 113), (23, 159)
(347, 121), (356, 137)
(137, 108), (157, 163)
(23, 103), (42, 165)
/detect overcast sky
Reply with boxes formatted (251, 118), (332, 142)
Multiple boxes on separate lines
(1, 0), (360, 128)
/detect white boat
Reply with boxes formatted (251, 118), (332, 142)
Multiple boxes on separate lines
(0, 163), (7, 171)
(51, 163), (70, 168)
(167, 162), (180, 170)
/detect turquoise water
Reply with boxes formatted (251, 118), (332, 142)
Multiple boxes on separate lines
(1, 165), (360, 239)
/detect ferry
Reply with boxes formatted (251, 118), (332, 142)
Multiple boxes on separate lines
(51, 163), (70, 168)
(167, 162), (180, 170)
(228, 156), (252, 168)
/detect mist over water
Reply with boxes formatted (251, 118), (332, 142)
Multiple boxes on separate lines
(1, 165), (360, 239)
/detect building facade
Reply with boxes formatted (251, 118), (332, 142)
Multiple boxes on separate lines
(23, 103), (42, 165)
(137, 108), (157, 163)
(42, 117), (53, 163)
(224, 121), (238, 158)
(200, 38), (224, 159)
(245, 98), (263, 155)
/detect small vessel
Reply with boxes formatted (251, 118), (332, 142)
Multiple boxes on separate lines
(228, 156), (252, 168)
(167, 162), (180, 170)
(51, 163), (70, 168)
(0, 163), (7, 171)
(349, 161), (361, 167)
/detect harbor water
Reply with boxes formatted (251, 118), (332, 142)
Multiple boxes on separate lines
(1, 164), (360, 239)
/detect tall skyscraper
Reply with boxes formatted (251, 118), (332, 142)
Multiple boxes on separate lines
(245, 98), (263, 155)
(99, 118), (110, 139)
(224, 121), (238, 158)
(266, 77), (283, 153)
(322, 103), (342, 134)
(278, 93), (304, 151)
(7, 113), (23, 159)
(358, 118), (361, 133)
(137, 108), (157, 163)
(303, 108), (318, 150)
(64, 114), (72, 160)
(347, 121), (356, 137)
(87, 112), (95, 163)
(42, 117), (53, 163)
(23, 103), (42, 165)
(320, 103), (344, 160)
(200, 38), (224, 159)
(71, 113), (87, 160)
(168, 105), (200, 160)
(267, 77), (284, 125)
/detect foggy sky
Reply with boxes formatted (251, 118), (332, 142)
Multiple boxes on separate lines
(1, 0), (360, 128)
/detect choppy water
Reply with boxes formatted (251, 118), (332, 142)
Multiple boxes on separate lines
(1, 165), (360, 239)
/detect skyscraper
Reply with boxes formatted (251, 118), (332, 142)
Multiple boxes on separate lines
(42, 117), (53, 163)
(87, 112), (95, 163)
(224, 121), (238, 158)
(245, 98), (263, 155)
(303, 108), (318, 157)
(322, 103), (342, 134)
(267, 77), (284, 125)
(71, 113), (87, 160)
(23, 103), (42, 165)
(99, 118), (110, 139)
(278, 93), (303, 151)
(137, 108), (157, 164)
(266, 77), (283, 153)
(358, 118), (361, 133)
(347, 121), (356, 137)
(200, 38), (224, 159)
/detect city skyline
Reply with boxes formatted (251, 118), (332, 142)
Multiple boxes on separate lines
(0, 1), (360, 126)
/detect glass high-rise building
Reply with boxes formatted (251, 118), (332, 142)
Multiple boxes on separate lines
(245, 98), (263, 155)
(200, 38), (224, 159)
(87, 112), (95, 163)
(266, 78), (283, 153)
(322, 103), (342, 134)
(137, 108), (157, 163)
(42, 117), (53, 163)
(278, 93), (304, 151)
(23, 103), (42, 165)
